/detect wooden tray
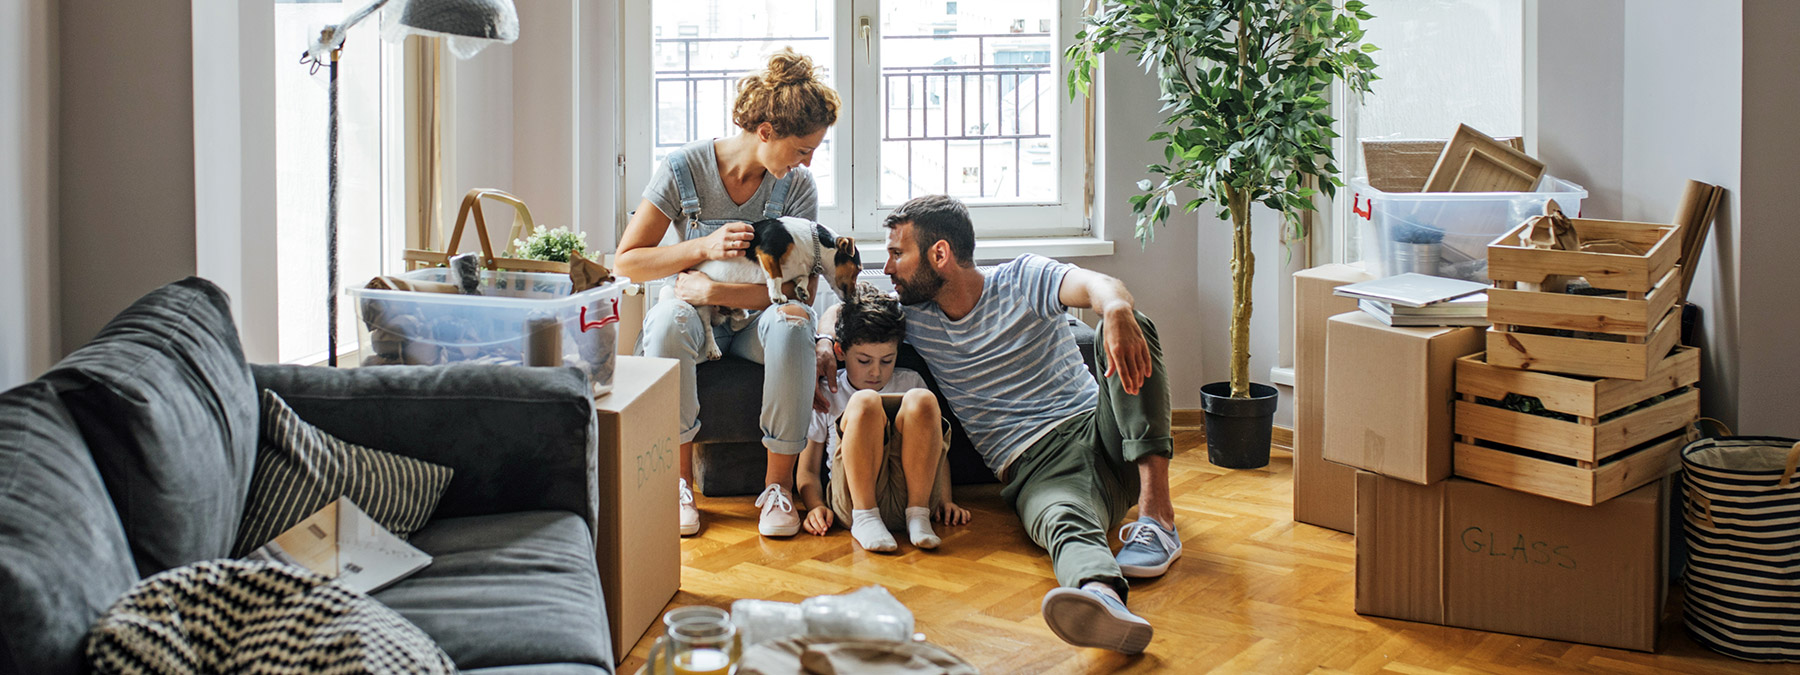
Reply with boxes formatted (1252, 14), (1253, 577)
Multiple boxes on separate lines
(1423, 124), (1545, 193)
(1453, 434), (1684, 506)
(1488, 267), (1680, 336)
(1487, 217), (1680, 293)
(1452, 348), (1698, 505)
(1485, 305), (1681, 380)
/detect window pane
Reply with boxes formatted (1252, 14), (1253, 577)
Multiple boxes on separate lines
(274, 1), (389, 364)
(650, 1), (836, 207)
(1353, 1), (1523, 147)
(880, 1), (1058, 206)
(1343, 0), (1523, 262)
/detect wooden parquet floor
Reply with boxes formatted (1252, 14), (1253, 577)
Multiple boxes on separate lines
(623, 430), (1794, 674)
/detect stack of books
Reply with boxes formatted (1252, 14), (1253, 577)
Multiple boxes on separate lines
(1333, 273), (1489, 327)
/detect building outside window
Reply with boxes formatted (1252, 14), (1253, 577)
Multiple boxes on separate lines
(629, 0), (1088, 239)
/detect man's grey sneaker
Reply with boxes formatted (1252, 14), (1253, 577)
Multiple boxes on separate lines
(1116, 517), (1181, 578)
(1040, 587), (1153, 654)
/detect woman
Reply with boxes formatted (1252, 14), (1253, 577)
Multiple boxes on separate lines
(616, 48), (840, 538)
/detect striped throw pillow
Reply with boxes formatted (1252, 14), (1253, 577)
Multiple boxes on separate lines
(230, 390), (453, 557)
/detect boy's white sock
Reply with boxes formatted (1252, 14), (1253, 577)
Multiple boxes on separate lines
(906, 506), (939, 549)
(850, 509), (897, 552)
(1081, 581), (1122, 604)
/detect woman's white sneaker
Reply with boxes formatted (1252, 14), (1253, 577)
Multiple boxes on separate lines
(754, 484), (799, 537)
(679, 479), (700, 536)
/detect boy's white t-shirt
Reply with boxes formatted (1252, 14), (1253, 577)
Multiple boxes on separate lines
(808, 369), (933, 483)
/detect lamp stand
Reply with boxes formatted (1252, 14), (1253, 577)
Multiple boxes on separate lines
(326, 48), (341, 367)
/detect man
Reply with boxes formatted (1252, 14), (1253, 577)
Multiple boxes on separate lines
(867, 194), (1179, 653)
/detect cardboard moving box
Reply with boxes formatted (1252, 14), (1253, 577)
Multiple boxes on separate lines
(1294, 264), (1375, 533)
(1324, 312), (1483, 485)
(594, 355), (681, 664)
(1355, 472), (1667, 651)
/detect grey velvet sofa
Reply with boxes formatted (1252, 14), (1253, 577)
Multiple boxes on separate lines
(691, 319), (1097, 496)
(0, 278), (614, 674)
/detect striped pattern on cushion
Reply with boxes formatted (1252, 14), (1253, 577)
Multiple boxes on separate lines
(1682, 436), (1800, 663)
(230, 390), (453, 557)
(85, 559), (454, 674)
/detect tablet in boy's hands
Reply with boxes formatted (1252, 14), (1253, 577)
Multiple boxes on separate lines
(879, 392), (906, 414)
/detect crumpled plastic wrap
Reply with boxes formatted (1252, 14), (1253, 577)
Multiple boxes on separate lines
(730, 599), (807, 648)
(799, 586), (914, 643)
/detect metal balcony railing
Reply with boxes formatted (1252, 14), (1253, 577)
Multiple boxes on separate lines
(652, 31), (1056, 200)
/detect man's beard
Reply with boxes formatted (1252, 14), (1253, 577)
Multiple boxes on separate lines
(893, 264), (945, 305)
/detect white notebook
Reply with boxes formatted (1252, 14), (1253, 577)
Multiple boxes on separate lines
(1333, 273), (1488, 308)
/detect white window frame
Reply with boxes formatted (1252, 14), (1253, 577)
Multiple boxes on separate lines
(273, 5), (407, 366)
(620, 0), (1090, 242)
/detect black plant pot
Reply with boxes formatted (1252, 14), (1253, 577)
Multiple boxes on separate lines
(1200, 382), (1279, 469)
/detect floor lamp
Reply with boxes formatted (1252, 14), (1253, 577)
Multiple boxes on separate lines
(301, 0), (518, 366)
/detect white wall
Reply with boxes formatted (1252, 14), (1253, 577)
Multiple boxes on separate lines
(441, 40), (518, 253)
(0, 0), (58, 389)
(509, 0), (620, 254)
(1533, 0), (1626, 220)
(59, 0), (197, 353)
(1081, 51), (1211, 412)
(1540, 1), (1798, 435)
(1736, 1), (1800, 436)
(1618, 0), (1743, 428)
(193, 0), (278, 363)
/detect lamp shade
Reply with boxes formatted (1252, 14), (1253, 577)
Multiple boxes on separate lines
(387, 0), (518, 58)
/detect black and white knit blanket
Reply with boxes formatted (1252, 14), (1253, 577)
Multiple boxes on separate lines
(85, 559), (455, 674)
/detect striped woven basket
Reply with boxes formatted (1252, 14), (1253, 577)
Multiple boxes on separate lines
(1682, 435), (1800, 663)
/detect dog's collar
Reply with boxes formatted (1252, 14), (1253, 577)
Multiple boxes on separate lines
(811, 228), (824, 278)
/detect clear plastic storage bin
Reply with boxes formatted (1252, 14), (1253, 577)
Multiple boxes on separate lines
(347, 268), (626, 396)
(1352, 175), (1587, 282)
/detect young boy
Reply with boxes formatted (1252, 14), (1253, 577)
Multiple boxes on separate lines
(796, 286), (971, 552)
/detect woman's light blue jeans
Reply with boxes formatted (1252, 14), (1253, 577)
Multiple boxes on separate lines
(636, 299), (816, 455)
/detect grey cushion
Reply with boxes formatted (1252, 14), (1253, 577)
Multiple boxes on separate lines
(251, 364), (599, 533)
(230, 390), (454, 557)
(374, 511), (612, 671)
(39, 277), (258, 577)
(0, 382), (137, 675)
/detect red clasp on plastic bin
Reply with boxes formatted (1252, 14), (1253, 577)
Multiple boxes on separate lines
(1352, 194), (1372, 219)
(579, 298), (621, 332)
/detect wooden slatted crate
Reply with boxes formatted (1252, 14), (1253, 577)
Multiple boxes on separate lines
(1453, 347), (1700, 505)
(1485, 217), (1683, 380)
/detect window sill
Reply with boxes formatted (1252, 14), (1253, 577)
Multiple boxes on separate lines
(855, 236), (1116, 266)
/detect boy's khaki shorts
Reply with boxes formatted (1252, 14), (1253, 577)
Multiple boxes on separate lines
(825, 396), (952, 531)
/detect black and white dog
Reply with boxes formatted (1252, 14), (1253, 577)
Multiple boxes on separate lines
(664, 216), (861, 360)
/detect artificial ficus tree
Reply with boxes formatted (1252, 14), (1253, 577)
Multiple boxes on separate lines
(1068, 0), (1378, 399)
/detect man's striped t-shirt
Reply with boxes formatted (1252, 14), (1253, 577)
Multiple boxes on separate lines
(901, 254), (1099, 477)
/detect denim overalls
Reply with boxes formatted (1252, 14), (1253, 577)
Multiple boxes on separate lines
(638, 146), (817, 455)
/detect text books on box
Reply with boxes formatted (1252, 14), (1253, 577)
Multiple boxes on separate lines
(1334, 273), (1488, 328)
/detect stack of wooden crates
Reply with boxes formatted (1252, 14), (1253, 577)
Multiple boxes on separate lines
(1453, 215), (1699, 505)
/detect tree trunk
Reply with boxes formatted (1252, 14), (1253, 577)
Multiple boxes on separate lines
(1227, 189), (1254, 399)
